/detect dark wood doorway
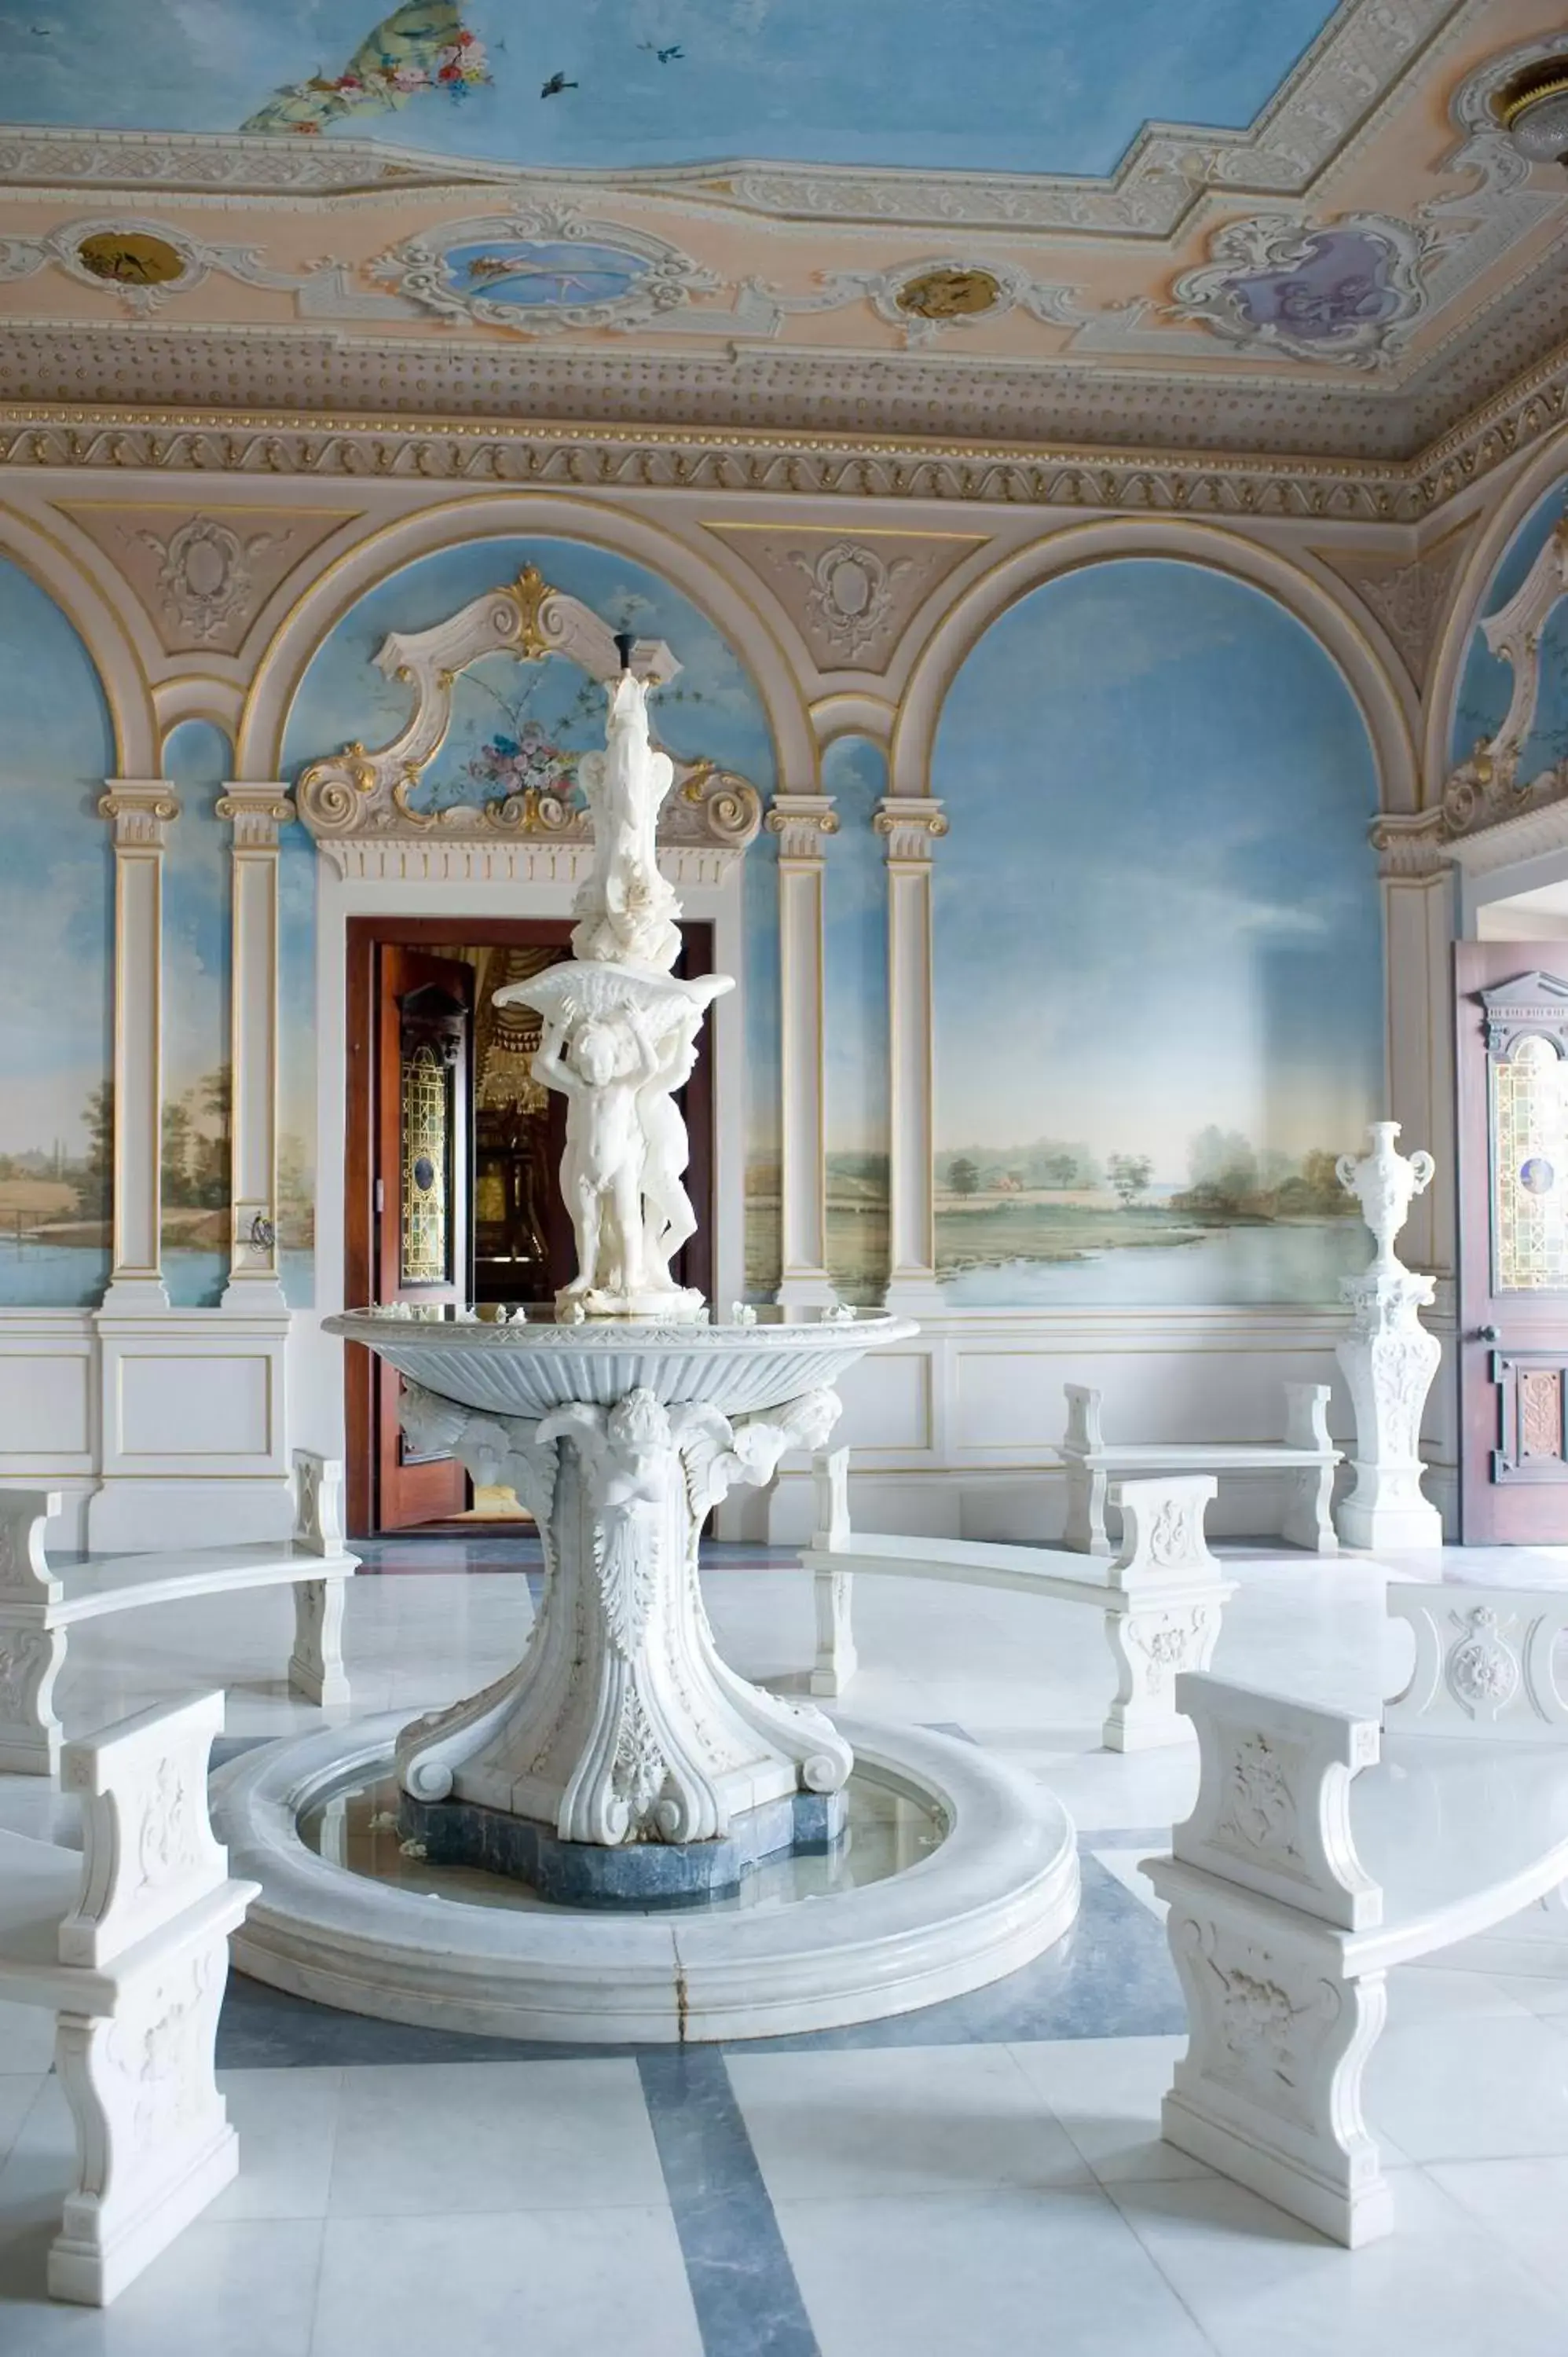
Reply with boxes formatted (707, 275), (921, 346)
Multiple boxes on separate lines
(344, 917), (716, 1537)
(1456, 944), (1568, 1543)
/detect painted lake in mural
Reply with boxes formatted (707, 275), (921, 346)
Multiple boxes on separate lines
(930, 558), (1384, 1308)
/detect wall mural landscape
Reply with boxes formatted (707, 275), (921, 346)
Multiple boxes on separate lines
(279, 532), (779, 1304)
(930, 558), (1384, 1307)
(13, 0), (1339, 179)
(822, 736), (889, 1307)
(0, 554), (114, 1307)
(160, 719), (233, 1309)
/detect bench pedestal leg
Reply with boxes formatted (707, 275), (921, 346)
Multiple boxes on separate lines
(288, 1578), (348, 1708)
(1064, 1463), (1110, 1556)
(48, 1934), (238, 2305)
(1280, 1462), (1338, 1556)
(0, 1620), (65, 1776)
(1102, 1601), (1222, 1751)
(1160, 1886), (1390, 2248)
(809, 1563), (857, 1698)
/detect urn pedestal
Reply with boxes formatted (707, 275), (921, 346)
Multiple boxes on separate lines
(1335, 1270), (1443, 1551)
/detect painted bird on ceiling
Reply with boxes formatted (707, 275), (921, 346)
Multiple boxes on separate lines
(639, 42), (684, 63)
(540, 71), (577, 98)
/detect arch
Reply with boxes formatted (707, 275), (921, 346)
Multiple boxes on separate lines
(0, 509), (156, 776)
(154, 673), (246, 747)
(1423, 420), (1568, 789)
(895, 519), (1418, 820)
(811, 691), (896, 752)
(236, 494), (815, 793)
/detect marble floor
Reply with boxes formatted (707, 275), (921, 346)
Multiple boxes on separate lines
(4, 1534), (1568, 2353)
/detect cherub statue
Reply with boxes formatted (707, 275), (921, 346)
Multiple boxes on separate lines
(637, 1004), (704, 1292)
(534, 1004), (660, 1299)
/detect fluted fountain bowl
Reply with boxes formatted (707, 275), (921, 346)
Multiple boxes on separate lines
(324, 1307), (918, 1421)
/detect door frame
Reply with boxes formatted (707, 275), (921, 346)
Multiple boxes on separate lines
(343, 911), (721, 1534)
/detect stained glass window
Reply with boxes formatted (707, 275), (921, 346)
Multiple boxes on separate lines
(401, 1040), (449, 1285)
(1493, 1032), (1568, 1292)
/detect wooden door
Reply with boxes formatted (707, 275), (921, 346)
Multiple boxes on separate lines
(1456, 946), (1568, 1542)
(343, 918), (719, 1535)
(373, 948), (474, 1530)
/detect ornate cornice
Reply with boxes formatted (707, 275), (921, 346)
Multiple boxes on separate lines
(0, 402), (1425, 521)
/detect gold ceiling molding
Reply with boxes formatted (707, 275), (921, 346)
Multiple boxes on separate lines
(53, 497), (361, 655)
(705, 525), (988, 673)
(2, 332), (1567, 524)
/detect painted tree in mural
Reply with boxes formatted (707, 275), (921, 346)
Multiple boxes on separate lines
(1107, 1155), (1153, 1208)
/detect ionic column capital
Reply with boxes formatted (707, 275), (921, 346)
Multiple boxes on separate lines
(766, 794), (839, 862)
(215, 783), (295, 849)
(874, 797), (947, 863)
(98, 780), (180, 847)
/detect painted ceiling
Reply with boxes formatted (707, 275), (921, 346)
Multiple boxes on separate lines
(2, 0), (1339, 178)
(0, 0), (1565, 464)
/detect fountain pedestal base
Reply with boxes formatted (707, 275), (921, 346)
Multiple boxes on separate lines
(400, 1785), (847, 1908)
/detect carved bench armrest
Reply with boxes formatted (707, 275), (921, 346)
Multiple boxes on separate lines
(292, 1451), (346, 1558)
(0, 1490), (62, 1611)
(1386, 1583), (1568, 1739)
(1282, 1381), (1335, 1456)
(1173, 1672), (1382, 1930)
(1061, 1384), (1105, 1457)
(57, 1691), (229, 1968)
(1110, 1475), (1218, 1587)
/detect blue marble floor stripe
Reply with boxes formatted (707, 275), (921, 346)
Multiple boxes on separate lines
(639, 2050), (819, 2357)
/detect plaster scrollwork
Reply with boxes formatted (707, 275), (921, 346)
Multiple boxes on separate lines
(753, 257), (1084, 350)
(125, 512), (292, 646)
(369, 205), (724, 339)
(786, 540), (914, 662)
(1171, 211), (1435, 371)
(1216, 1734), (1303, 1871)
(0, 214), (321, 314)
(293, 565), (762, 866)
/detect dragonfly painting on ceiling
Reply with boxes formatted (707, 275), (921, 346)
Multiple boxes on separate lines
(441, 239), (649, 311)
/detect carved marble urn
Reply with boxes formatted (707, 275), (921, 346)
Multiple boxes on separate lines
(1335, 1121), (1435, 1277)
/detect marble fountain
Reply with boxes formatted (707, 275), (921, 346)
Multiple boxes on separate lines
(214, 636), (1078, 2040)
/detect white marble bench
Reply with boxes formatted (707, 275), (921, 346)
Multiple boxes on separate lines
(1149, 1585), (1568, 2247)
(802, 1451), (1235, 1751)
(0, 1451), (356, 1776)
(1057, 1380), (1340, 1556)
(0, 1689), (257, 2303)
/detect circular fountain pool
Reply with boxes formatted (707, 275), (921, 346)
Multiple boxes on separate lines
(213, 1714), (1079, 2044)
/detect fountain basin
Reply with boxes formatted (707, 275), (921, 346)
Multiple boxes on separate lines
(323, 1308), (918, 1420)
(212, 1715), (1080, 2043)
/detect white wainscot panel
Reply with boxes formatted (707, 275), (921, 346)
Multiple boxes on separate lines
(830, 1350), (932, 1453)
(115, 1351), (274, 1462)
(0, 1346), (92, 1465)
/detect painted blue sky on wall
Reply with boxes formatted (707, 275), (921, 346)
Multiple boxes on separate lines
(931, 559), (1384, 1307)
(1451, 481), (1568, 782)
(0, 555), (113, 1306)
(4, 0), (1339, 178)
